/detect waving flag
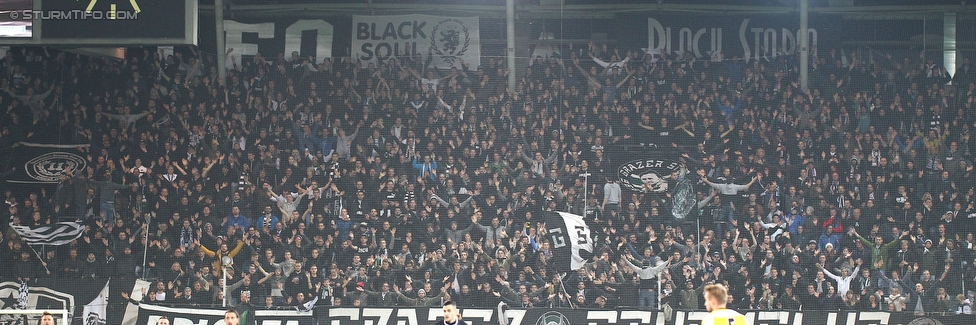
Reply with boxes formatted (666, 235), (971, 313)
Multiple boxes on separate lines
(296, 296), (318, 312)
(11, 222), (86, 246)
(83, 280), (110, 325)
(543, 211), (595, 271)
(17, 281), (28, 310)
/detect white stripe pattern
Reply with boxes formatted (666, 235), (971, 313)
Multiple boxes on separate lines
(11, 222), (86, 245)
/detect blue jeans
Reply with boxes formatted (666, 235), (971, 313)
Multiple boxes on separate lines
(100, 202), (117, 223)
(639, 288), (656, 308)
(714, 205), (735, 236)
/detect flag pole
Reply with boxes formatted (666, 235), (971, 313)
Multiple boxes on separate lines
(657, 272), (662, 310)
(142, 211), (151, 278)
(26, 244), (50, 274)
(556, 270), (575, 309)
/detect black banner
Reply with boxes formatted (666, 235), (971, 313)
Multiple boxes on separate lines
(133, 305), (976, 325)
(6, 142), (89, 184)
(134, 303), (316, 325)
(0, 278), (110, 325)
(319, 307), (973, 325)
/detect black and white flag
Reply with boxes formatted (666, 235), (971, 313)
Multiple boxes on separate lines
(6, 142), (89, 184)
(296, 296), (318, 312)
(11, 222), (86, 246)
(543, 211), (595, 271)
(83, 279), (109, 325)
(17, 281), (28, 310)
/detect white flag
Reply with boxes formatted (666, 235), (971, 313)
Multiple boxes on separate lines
(83, 279), (110, 325)
(11, 222), (85, 246)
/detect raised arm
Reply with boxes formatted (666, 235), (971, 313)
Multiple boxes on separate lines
(430, 194), (450, 208)
(818, 263), (842, 281)
(696, 190), (717, 208)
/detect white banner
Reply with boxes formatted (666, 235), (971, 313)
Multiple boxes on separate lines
(82, 280), (109, 325)
(353, 14), (481, 70)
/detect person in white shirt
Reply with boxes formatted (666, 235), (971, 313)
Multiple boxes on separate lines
(957, 294), (973, 314)
(818, 258), (861, 296)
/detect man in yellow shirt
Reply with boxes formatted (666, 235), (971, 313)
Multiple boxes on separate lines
(701, 284), (748, 325)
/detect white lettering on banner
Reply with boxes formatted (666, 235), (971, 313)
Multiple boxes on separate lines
(395, 308), (419, 325)
(256, 311), (312, 325)
(648, 19), (721, 59)
(330, 308), (361, 325)
(260, 321), (301, 325)
(224, 21), (275, 58)
(740, 18), (817, 61)
(647, 18), (817, 60)
(747, 311), (795, 325)
(675, 311), (709, 325)
(618, 311), (652, 325)
(353, 15), (481, 71)
(148, 315), (222, 325)
(504, 310), (526, 325)
(825, 313), (838, 325)
(224, 20), (334, 59)
(364, 308), (394, 325)
(133, 306), (972, 325)
(285, 20), (334, 59)
(425, 307), (440, 321)
(586, 311), (618, 325)
(852, 312), (890, 325)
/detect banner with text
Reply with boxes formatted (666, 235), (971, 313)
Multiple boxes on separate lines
(135, 303), (316, 325)
(353, 14), (481, 70)
(221, 19), (334, 61)
(321, 307), (975, 325)
(646, 17), (818, 62)
(134, 305), (976, 325)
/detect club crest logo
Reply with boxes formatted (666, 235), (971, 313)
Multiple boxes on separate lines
(25, 151), (87, 182)
(535, 311), (571, 325)
(429, 18), (470, 66)
(907, 317), (944, 325)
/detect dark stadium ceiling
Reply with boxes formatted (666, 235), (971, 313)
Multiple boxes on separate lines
(207, 0), (965, 5)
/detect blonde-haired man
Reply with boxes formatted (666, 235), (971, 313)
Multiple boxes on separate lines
(701, 284), (747, 325)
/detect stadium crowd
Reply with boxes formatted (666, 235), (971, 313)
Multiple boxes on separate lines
(0, 42), (976, 316)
